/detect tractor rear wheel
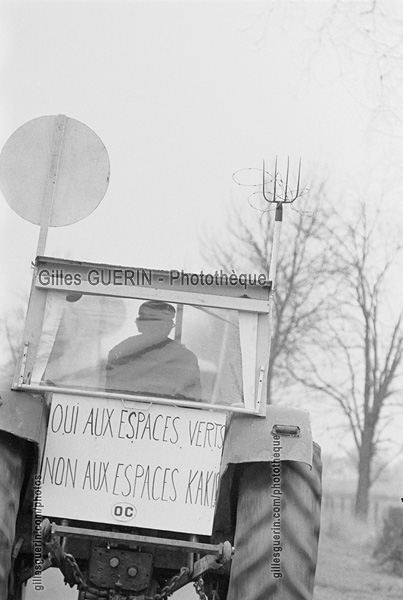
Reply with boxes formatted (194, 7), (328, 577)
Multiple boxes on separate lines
(0, 431), (27, 600)
(227, 443), (322, 600)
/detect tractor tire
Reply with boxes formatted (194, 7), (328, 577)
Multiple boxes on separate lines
(227, 443), (322, 600)
(0, 431), (27, 599)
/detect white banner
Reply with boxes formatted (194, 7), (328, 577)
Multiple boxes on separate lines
(41, 394), (227, 535)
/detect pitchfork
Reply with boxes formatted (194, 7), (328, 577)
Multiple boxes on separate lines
(262, 156), (302, 289)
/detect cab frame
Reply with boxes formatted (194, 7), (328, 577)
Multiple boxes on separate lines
(13, 256), (272, 416)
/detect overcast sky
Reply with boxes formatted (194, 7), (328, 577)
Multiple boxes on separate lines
(1, 6), (402, 397)
(2, 1), (402, 291)
(1, 3), (403, 595)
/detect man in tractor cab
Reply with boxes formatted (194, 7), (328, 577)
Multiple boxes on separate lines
(105, 300), (202, 401)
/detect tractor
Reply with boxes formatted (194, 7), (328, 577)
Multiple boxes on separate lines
(0, 116), (321, 600)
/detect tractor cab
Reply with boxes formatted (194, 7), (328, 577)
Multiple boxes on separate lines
(14, 256), (271, 416)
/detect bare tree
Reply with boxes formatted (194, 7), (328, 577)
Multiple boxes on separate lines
(290, 204), (403, 519)
(0, 294), (27, 383)
(241, 1), (403, 134)
(202, 179), (336, 402)
(204, 181), (402, 519)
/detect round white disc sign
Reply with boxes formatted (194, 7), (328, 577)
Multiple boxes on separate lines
(0, 115), (110, 226)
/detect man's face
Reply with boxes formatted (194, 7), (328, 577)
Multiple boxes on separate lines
(136, 318), (173, 338)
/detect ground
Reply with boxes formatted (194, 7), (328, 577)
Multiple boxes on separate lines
(314, 513), (403, 600)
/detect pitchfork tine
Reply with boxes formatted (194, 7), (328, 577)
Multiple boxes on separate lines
(273, 156), (278, 202)
(262, 159), (269, 202)
(294, 157), (302, 199)
(284, 156), (290, 202)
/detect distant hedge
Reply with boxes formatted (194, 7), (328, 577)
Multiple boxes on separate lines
(373, 506), (403, 577)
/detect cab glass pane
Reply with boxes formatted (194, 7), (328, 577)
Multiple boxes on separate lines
(31, 292), (244, 407)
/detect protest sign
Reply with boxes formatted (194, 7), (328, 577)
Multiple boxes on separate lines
(41, 394), (227, 535)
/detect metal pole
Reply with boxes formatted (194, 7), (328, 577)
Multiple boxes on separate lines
(268, 203), (283, 289)
(36, 114), (67, 256)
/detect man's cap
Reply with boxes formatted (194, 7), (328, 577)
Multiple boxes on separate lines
(137, 301), (175, 322)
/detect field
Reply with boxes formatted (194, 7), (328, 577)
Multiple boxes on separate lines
(314, 512), (403, 600)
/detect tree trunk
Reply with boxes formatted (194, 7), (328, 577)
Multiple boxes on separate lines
(355, 430), (373, 520)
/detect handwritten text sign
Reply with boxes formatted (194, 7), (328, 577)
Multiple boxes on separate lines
(41, 394), (227, 535)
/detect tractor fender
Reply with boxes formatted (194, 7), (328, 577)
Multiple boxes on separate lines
(0, 382), (48, 453)
(213, 405), (314, 541)
(221, 405), (313, 469)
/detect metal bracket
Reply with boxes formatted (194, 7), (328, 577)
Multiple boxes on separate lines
(45, 522), (233, 597)
(50, 523), (228, 557)
(41, 519), (85, 588)
(17, 343), (29, 388)
(89, 546), (153, 592)
(256, 365), (265, 412)
(165, 540), (233, 596)
(271, 424), (301, 438)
